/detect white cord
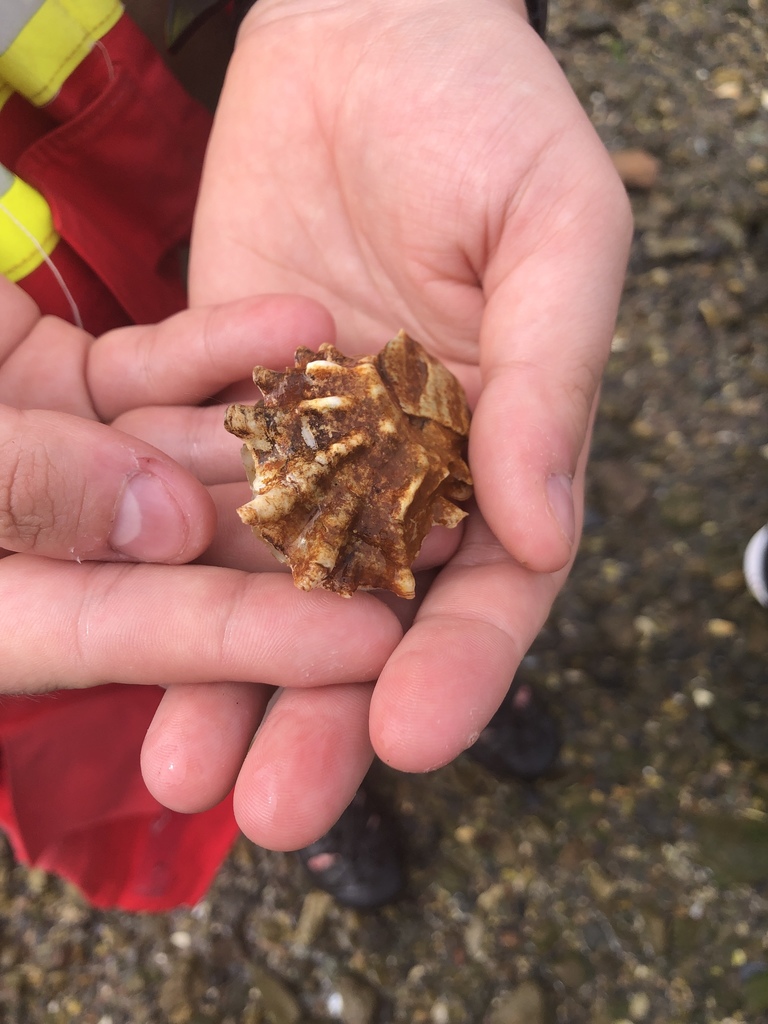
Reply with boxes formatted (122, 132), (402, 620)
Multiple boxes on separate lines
(93, 38), (115, 82)
(0, 198), (84, 329)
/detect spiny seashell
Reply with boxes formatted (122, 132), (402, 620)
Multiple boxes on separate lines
(224, 330), (473, 598)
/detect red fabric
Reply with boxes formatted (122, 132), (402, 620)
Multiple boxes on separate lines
(0, 15), (242, 911)
(0, 92), (55, 169)
(18, 239), (131, 334)
(1, 14), (213, 332)
(0, 687), (239, 912)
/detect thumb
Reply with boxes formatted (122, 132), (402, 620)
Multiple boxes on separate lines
(474, 140), (632, 573)
(0, 406), (215, 562)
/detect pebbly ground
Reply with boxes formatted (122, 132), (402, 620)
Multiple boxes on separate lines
(1, 1), (767, 1022)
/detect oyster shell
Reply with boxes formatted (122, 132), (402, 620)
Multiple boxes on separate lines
(224, 330), (473, 599)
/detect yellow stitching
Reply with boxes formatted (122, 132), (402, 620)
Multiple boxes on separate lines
(0, 1), (122, 106)
(25, 9), (119, 104)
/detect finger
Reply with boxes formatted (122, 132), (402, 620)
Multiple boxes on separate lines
(476, 119), (632, 573)
(233, 683), (375, 851)
(0, 406), (215, 562)
(368, 510), (569, 773)
(0, 276), (41, 362)
(112, 404), (243, 485)
(0, 314), (96, 417)
(0, 278), (95, 416)
(89, 295), (336, 421)
(141, 681), (272, 812)
(0, 555), (402, 693)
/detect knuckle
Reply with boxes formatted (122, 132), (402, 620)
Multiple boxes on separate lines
(0, 437), (63, 551)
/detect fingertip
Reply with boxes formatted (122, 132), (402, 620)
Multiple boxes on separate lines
(370, 619), (510, 773)
(233, 685), (374, 851)
(0, 277), (41, 362)
(0, 409), (217, 564)
(470, 383), (582, 574)
(108, 460), (216, 564)
(141, 721), (200, 812)
(141, 681), (268, 813)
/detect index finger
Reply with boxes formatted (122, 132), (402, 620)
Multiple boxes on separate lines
(88, 295), (336, 421)
(0, 555), (403, 693)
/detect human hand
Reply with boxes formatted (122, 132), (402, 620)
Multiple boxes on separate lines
(0, 279), (402, 752)
(181, 0), (632, 847)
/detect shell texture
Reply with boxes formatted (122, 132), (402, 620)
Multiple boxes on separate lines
(224, 331), (473, 598)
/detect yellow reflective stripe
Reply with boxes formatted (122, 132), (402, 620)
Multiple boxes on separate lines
(0, 172), (60, 283)
(0, 0), (124, 107)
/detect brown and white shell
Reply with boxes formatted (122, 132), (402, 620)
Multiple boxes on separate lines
(224, 330), (473, 599)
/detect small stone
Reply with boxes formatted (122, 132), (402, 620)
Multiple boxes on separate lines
(710, 67), (743, 99)
(634, 616), (660, 641)
(251, 965), (302, 1024)
(642, 234), (703, 261)
(464, 915), (487, 960)
(611, 149), (660, 190)
(430, 998), (451, 1024)
(637, 909), (668, 956)
(585, 861), (618, 901)
(706, 619), (737, 638)
(327, 992), (344, 1017)
(698, 298), (724, 328)
(590, 460), (650, 517)
(484, 981), (549, 1024)
(169, 931), (192, 951)
(158, 961), (205, 1024)
(454, 825), (477, 845)
(649, 267), (671, 287)
(628, 991), (651, 1019)
(477, 883), (507, 913)
(600, 559), (627, 584)
(713, 80), (742, 100)
(24, 867), (49, 895)
(699, 293), (742, 328)
(711, 216), (746, 250)
(658, 483), (703, 529)
(335, 972), (379, 1024)
(292, 890), (333, 947)
(550, 953), (590, 990)
(714, 569), (746, 592)
(692, 687), (715, 709)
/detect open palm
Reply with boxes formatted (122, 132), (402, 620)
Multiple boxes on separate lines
(172, 0), (632, 849)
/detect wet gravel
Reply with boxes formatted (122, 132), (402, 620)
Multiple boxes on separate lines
(1, 1), (767, 1022)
